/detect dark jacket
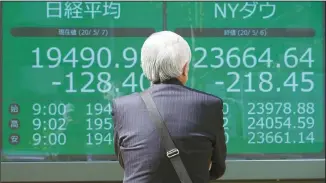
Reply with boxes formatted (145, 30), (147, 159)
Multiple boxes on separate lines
(112, 78), (227, 183)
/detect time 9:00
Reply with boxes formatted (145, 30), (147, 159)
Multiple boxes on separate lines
(32, 103), (67, 116)
(31, 47), (138, 69)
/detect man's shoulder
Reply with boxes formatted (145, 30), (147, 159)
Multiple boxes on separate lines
(112, 86), (223, 106)
(112, 92), (140, 106)
(182, 86), (223, 104)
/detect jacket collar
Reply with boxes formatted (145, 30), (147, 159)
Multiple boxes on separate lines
(153, 78), (183, 86)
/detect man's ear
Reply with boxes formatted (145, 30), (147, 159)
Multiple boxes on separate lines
(182, 62), (189, 76)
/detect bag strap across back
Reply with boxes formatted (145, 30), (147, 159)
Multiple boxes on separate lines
(140, 91), (193, 183)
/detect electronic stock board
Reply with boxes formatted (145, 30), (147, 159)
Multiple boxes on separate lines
(1, 2), (324, 158)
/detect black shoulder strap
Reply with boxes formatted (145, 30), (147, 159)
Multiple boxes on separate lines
(140, 91), (193, 183)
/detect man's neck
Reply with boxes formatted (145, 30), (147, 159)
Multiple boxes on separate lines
(153, 78), (183, 85)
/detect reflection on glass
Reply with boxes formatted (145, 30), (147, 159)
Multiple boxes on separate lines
(1, 1), (324, 162)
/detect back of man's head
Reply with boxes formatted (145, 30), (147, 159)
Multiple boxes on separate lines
(141, 31), (191, 84)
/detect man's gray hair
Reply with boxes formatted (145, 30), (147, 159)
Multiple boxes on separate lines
(140, 31), (191, 83)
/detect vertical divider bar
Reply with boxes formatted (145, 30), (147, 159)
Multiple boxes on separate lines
(0, 1), (3, 156)
(163, 2), (167, 30)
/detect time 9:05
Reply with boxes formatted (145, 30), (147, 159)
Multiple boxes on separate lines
(31, 47), (138, 69)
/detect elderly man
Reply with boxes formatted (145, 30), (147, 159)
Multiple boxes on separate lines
(112, 31), (226, 183)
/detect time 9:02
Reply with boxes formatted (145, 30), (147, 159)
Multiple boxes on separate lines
(31, 47), (138, 69)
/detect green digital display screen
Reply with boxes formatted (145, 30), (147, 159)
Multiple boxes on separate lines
(2, 1), (161, 156)
(1, 2), (324, 157)
(167, 2), (324, 154)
